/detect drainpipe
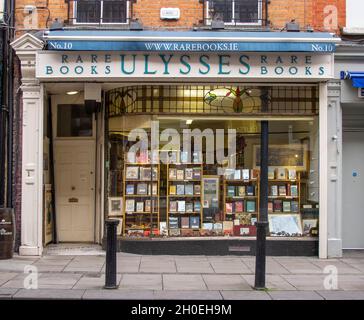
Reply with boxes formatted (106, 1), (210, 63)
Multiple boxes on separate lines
(265, 0), (270, 27)
(0, 13), (5, 206)
(6, 0), (15, 207)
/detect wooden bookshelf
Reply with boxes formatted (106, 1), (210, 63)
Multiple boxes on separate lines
(166, 163), (203, 236)
(267, 171), (301, 215)
(223, 174), (260, 225)
(122, 161), (160, 236)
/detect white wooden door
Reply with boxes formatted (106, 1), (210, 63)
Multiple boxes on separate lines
(343, 131), (364, 249)
(55, 141), (95, 242)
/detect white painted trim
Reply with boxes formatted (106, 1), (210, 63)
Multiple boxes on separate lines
(19, 246), (42, 256)
(19, 84), (44, 256)
(43, 35), (340, 43)
(38, 84), (44, 254)
(342, 27), (364, 35)
(319, 82), (328, 259)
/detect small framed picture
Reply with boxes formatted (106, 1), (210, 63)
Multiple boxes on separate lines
(302, 219), (318, 236)
(108, 197), (123, 216)
(126, 166), (139, 180)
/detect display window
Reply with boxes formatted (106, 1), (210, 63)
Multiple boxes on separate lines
(106, 85), (319, 238)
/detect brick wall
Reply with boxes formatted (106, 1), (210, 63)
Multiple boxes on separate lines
(269, 0), (345, 32)
(133, 0), (203, 29)
(14, 0), (346, 36)
(268, 0), (313, 30)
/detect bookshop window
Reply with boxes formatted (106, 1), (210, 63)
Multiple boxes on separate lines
(106, 85), (319, 238)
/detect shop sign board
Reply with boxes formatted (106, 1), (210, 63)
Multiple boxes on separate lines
(36, 51), (334, 80)
(47, 40), (335, 53)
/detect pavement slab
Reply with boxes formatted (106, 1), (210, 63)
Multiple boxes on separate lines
(153, 290), (223, 300)
(202, 274), (252, 291)
(0, 272), (18, 286)
(139, 259), (177, 273)
(241, 275), (297, 291)
(13, 289), (85, 300)
(338, 275), (364, 290)
(281, 274), (329, 291)
(310, 260), (362, 274)
(343, 263), (364, 273)
(244, 259), (291, 274)
(210, 261), (251, 274)
(120, 274), (163, 290)
(2, 272), (83, 290)
(163, 274), (207, 290)
(73, 274), (122, 289)
(220, 290), (272, 300)
(0, 259), (39, 272)
(175, 260), (215, 273)
(0, 288), (19, 299)
(274, 260), (323, 274)
(268, 290), (324, 300)
(83, 289), (155, 300)
(317, 290), (364, 300)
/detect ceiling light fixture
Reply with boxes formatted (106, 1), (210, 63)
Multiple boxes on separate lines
(186, 119), (193, 125)
(66, 91), (79, 95)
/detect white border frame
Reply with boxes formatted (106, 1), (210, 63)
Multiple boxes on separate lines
(73, 0), (130, 25)
(205, 0), (263, 26)
(108, 196), (123, 216)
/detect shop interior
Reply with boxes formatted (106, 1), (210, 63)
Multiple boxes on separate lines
(106, 85), (320, 239)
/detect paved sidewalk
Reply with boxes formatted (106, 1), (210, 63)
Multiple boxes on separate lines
(1, 251), (364, 300)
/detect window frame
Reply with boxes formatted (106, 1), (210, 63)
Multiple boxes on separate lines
(206, 0), (263, 26)
(73, 0), (130, 25)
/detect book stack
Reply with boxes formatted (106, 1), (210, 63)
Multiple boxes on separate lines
(167, 163), (203, 234)
(169, 200), (201, 213)
(169, 167), (202, 180)
(226, 185), (255, 197)
(224, 168), (259, 181)
(225, 200), (256, 214)
(125, 199), (157, 213)
(271, 200), (300, 213)
(125, 183), (158, 195)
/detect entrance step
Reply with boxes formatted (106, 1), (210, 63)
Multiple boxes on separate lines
(44, 243), (104, 256)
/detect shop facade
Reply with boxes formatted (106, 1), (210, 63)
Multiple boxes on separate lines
(11, 30), (342, 258)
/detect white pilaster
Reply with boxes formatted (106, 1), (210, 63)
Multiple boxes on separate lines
(319, 81), (343, 259)
(327, 80), (343, 258)
(319, 82), (328, 259)
(11, 34), (44, 256)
